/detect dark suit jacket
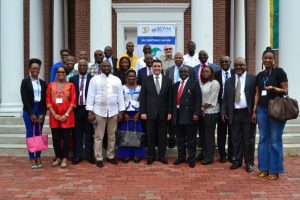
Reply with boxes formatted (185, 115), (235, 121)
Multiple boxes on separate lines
(193, 62), (219, 80)
(137, 67), (151, 85)
(20, 77), (47, 115)
(172, 78), (202, 125)
(215, 69), (235, 104)
(221, 72), (256, 124)
(111, 56), (118, 72)
(69, 74), (92, 105)
(140, 75), (172, 120)
(165, 65), (195, 84)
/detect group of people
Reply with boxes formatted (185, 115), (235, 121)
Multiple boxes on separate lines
(21, 41), (288, 180)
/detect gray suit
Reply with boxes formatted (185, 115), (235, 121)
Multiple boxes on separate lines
(221, 72), (256, 166)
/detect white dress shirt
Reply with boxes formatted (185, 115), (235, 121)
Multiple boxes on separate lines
(78, 74), (87, 105)
(183, 53), (200, 67)
(221, 69), (232, 99)
(86, 73), (125, 117)
(135, 57), (146, 73)
(234, 72), (248, 109)
(153, 74), (162, 89)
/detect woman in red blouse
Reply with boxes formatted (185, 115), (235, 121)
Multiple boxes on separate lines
(46, 66), (76, 168)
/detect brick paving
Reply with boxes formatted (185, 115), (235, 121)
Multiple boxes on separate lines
(0, 156), (300, 200)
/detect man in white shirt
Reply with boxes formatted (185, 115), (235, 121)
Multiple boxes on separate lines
(86, 60), (125, 168)
(183, 41), (200, 67)
(74, 50), (92, 71)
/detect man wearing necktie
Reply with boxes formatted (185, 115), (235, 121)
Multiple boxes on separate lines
(171, 67), (202, 168)
(69, 59), (94, 165)
(165, 52), (195, 148)
(140, 60), (172, 165)
(215, 56), (235, 163)
(221, 57), (256, 172)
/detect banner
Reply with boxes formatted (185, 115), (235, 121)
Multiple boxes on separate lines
(270, 0), (279, 49)
(137, 24), (176, 60)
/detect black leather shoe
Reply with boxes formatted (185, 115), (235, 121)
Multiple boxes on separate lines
(133, 157), (140, 163)
(219, 156), (227, 163)
(196, 154), (204, 161)
(201, 159), (213, 165)
(146, 158), (154, 165)
(86, 158), (95, 164)
(107, 158), (118, 165)
(96, 160), (103, 168)
(188, 162), (196, 168)
(230, 163), (242, 170)
(158, 158), (168, 165)
(173, 159), (185, 165)
(246, 164), (254, 172)
(72, 158), (81, 165)
(168, 137), (176, 149)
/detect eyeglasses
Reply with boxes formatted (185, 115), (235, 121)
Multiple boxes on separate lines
(164, 48), (172, 51)
(234, 64), (245, 67)
(61, 54), (69, 57)
(56, 71), (66, 74)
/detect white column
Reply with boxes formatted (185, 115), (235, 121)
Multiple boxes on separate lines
(53, 0), (64, 63)
(90, 0), (112, 62)
(230, 0), (235, 67)
(0, 0), (24, 116)
(255, 0), (270, 74)
(30, 0), (45, 79)
(279, 0), (300, 102)
(234, 0), (246, 58)
(191, 0), (213, 62)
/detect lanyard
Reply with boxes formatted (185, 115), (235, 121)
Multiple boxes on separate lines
(263, 70), (272, 87)
(56, 82), (65, 97)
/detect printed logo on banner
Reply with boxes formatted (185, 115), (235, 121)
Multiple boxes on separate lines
(137, 24), (176, 59)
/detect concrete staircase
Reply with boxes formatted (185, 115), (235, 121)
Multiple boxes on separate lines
(0, 116), (300, 157)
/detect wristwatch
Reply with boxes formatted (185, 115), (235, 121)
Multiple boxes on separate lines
(65, 113), (69, 117)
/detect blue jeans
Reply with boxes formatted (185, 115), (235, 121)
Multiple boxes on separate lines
(23, 102), (44, 160)
(257, 106), (286, 174)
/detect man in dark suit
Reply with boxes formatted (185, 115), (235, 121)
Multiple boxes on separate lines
(137, 53), (153, 85)
(69, 59), (94, 165)
(221, 57), (256, 172)
(215, 56), (235, 163)
(172, 66), (202, 168)
(104, 46), (118, 72)
(140, 60), (172, 165)
(165, 52), (195, 148)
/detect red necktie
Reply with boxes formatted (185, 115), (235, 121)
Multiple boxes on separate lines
(79, 76), (85, 105)
(176, 80), (185, 107)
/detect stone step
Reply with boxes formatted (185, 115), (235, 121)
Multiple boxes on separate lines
(0, 116), (299, 125)
(1, 133), (300, 145)
(0, 124), (299, 134)
(0, 144), (299, 157)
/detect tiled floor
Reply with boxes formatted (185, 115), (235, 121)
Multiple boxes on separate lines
(0, 156), (299, 200)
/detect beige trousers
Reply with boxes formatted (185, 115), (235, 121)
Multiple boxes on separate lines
(94, 114), (118, 161)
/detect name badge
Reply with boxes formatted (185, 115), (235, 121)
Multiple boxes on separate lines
(261, 90), (267, 96)
(56, 98), (63, 104)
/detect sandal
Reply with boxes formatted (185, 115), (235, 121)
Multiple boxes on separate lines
(133, 157), (140, 163)
(122, 157), (130, 163)
(60, 158), (68, 168)
(257, 171), (269, 178)
(52, 158), (62, 167)
(267, 173), (279, 180)
(31, 165), (39, 169)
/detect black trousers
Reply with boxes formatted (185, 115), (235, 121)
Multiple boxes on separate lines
(174, 124), (197, 163)
(146, 116), (167, 160)
(202, 113), (219, 161)
(51, 128), (71, 158)
(230, 109), (256, 165)
(198, 119), (205, 149)
(73, 106), (94, 160)
(217, 117), (233, 159)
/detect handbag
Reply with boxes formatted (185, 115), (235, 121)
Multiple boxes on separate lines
(116, 122), (144, 147)
(268, 95), (299, 121)
(26, 123), (48, 153)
